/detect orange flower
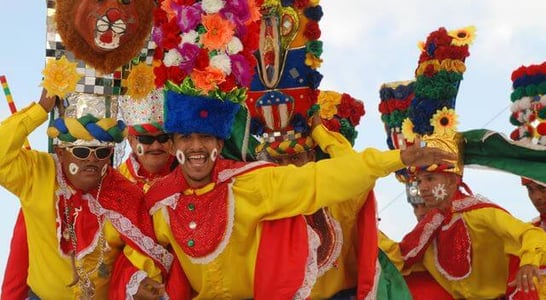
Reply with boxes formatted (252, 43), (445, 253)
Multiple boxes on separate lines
(201, 14), (236, 51)
(191, 66), (226, 95)
(161, 0), (178, 21)
(246, 0), (262, 24)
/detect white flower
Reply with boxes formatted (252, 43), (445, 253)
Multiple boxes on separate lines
(226, 37), (243, 55)
(163, 49), (183, 67)
(210, 53), (232, 75)
(181, 30), (199, 45)
(202, 0), (225, 14)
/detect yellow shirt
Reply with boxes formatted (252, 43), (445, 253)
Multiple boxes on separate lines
(0, 103), (163, 299)
(310, 126), (372, 297)
(151, 126), (405, 299)
(423, 207), (546, 299)
(381, 204), (546, 300)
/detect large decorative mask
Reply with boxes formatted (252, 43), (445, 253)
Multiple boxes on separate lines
(55, 0), (154, 74)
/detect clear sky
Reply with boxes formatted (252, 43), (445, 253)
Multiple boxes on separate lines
(1, 0), (545, 284)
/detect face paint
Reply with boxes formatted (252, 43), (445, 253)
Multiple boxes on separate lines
(210, 148), (218, 162)
(101, 164), (108, 177)
(136, 143), (145, 156)
(432, 183), (448, 202)
(69, 163), (79, 175)
(176, 149), (185, 165)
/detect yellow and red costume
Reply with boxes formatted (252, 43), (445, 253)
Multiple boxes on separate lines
(146, 126), (405, 299)
(0, 103), (171, 298)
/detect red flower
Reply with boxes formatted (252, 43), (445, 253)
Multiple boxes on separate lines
(426, 28), (452, 47)
(241, 21), (260, 53)
(160, 20), (182, 50)
(195, 48), (210, 70)
(323, 118), (341, 132)
(349, 99), (365, 126)
(304, 21), (321, 41)
(153, 47), (164, 61)
(172, 0), (197, 4)
(219, 74), (237, 92)
(153, 8), (168, 26)
(167, 66), (187, 85)
(154, 64), (168, 87)
(294, 0), (310, 9)
(337, 95), (353, 119)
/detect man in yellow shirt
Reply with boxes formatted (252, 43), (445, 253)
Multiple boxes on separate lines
(118, 89), (176, 193)
(0, 89), (172, 299)
(392, 26), (546, 299)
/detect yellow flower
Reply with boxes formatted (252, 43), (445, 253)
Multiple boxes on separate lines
(415, 59), (440, 76)
(439, 59), (466, 73)
(127, 63), (156, 100)
(309, 0), (320, 6)
(41, 56), (82, 98)
(448, 25), (476, 46)
(417, 41), (425, 52)
(430, 107), (459, 136)
(317, 91), (341, 120)
(401, 118), (417, 143)
(305, 53), (323, 69)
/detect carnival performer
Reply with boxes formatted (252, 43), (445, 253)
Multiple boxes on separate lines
(146, 1), (455, 298)
(378, 80), (454, 300)
(500, 61), (546, 299)
(385, 26), (546, 299)
(0, 88), (172, 299)
(245, 0), (408, 297)
(118, 89), (176, 193)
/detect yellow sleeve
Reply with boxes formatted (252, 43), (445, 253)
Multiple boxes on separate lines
(241, 148), (404, 220)
(123, 245), (163, 282)
(378, 231), (404, 271)
(464, 208), (546, 266)
(0, 103), (49, 197)
(311, 124), (355, 157)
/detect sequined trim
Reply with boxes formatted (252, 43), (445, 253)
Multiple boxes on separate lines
(126, 270), (147, 299)
(294, 225), (320, 300)
(84, 193), (173, 270)
(217, 160), (272, 183)
(187, 179), (236, 264)
(433, 215), (472, 280)
(313, 210), (343, 277)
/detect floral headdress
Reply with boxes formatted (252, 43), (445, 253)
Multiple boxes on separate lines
(405, 26), (476, 176)
(509, 62), (546, 186)
(152, 0), (262, 139)
(247, 0), (328, 157)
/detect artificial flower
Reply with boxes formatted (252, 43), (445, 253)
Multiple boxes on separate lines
(41, 56), (82, 98)
(210, 53), (232, 75)
(304, 21), (321, 40)
(230, 54), (252, 87)
(304, 5), (323, 21)
(448, 25), (476, 46)
(401, 118), (417, 143)
(430, 107), (459, 136)
(309, 0), (320, 6)
(176, 5), (202, 33)
(181, 30), (199, 45)
(202, 0), (225, 14)
(306, 40), (323, 57)
(161, 0), (179, 22)
(227, 37), (244, 55)
(305, 52), (322, 69)
(439, 59), (466, 73)
(178, 43), (201, 74)
(163, 49), (183, 67)
(127, 63), (156, 100)
(317, 91), (341, 120)
(201, 14), (236, 50)
(294, 0), (310, 9)
(191, 66), (226, 94)
(307, 70), (323, 89)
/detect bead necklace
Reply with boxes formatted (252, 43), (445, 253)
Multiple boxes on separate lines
(63, 180), (108, 299)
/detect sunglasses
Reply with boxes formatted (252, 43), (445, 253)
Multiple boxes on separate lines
(136, 134), (171, 145)
(66, 146), (113, 160)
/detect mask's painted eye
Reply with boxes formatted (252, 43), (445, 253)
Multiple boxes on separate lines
(118, 0), (131, 4)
